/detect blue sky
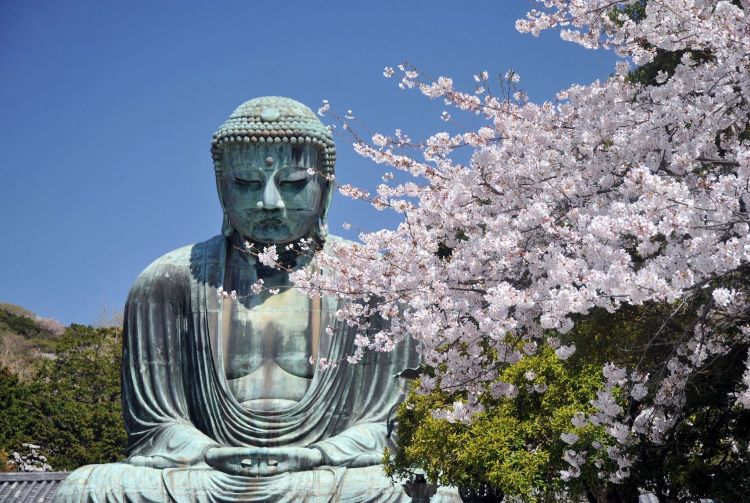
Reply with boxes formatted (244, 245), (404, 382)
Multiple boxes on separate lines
(0, 1), (617, 325)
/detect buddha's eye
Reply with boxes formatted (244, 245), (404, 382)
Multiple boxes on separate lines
(279, 178), (308, 189)
(233, 177), (262, 190)
(279, 170), (311, 189)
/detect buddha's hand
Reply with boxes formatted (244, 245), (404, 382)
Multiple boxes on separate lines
(129, 454), (205, 469)
(204, 446), (324, 477)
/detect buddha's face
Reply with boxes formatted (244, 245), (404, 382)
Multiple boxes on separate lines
(220, 143), (326, 244)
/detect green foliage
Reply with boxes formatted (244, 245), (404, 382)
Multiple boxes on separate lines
(388, 293), (750, 501)
(607, 0), (647, 25)
(0, 324), (127, 471)
(626, 48), (713, 87)
(647, 415), (750, 499)
(0, 303), (36, 318)
(566, 300), (702, 371)
(35, 325), (127, 469)
(625, 344), (750, 501)
(0, 367), (38, 459)
(385, 348), (612, 502)
(607, 2), (712, 88)
(563, 297), (750, 501)
(0, 304), (63, 379)
(0, 306), (53, 340)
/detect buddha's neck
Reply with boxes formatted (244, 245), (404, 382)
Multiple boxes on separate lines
(228, 232), (317, 279)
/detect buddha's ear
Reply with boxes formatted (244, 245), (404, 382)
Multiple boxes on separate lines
(307, 178), (333, 248)
(221, 211), (233, 237)
(214, 168), (234, 237)
(320, 176), (334, 218)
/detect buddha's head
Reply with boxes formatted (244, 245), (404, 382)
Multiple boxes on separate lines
(211, 97), (336, 246)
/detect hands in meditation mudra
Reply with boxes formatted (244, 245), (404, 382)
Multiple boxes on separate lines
(54, 97), (459, 502)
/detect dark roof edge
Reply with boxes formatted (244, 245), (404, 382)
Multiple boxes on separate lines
(0, 471), (70, 481)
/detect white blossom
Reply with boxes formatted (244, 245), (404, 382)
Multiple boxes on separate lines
(561, 432), (579, 445)
(712, 287), (736, 307)
(555, 344), (576, 360)
(258, 246), (279, 268)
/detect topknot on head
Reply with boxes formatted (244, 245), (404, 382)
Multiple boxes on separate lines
(211, 96), (336, 174)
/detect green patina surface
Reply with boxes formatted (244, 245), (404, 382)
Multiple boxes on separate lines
(54, 97), (460, 503)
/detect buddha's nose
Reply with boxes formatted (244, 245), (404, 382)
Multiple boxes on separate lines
(257, 180), (285, 210)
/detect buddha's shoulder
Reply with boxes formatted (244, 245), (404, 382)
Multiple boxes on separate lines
(130, 235), (225, 291)
(322, 234), (356, 252)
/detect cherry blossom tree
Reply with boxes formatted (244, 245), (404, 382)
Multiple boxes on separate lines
(279, 0), (750, 494)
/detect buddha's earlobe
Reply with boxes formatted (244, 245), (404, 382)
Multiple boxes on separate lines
(222, 212), (233, 237)
(317, 217), (328, 241)
(308, 217), (328, 249)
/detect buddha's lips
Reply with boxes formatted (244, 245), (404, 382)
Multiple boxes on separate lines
(258, 219), (285, 226)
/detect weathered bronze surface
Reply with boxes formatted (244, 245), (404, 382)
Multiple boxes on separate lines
(54, 97), (460, 502)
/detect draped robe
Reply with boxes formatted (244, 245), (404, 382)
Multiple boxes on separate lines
(54, 236), (459, 502)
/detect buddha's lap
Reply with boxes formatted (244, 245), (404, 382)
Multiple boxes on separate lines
(54, 462), (412, 502)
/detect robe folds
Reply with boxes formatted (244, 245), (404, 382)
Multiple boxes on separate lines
(55, 236), (459, 502)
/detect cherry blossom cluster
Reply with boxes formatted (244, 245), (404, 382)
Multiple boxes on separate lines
(33, 316), (65, 336)
(290, 0), (749, 485)
(11, 443), (52, 472)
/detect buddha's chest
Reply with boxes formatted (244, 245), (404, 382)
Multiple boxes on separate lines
(222, 288), (315, 380)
